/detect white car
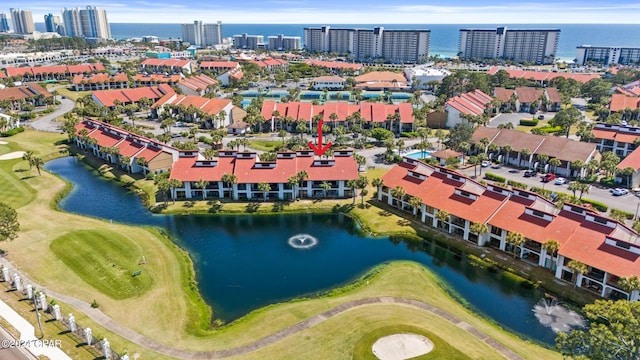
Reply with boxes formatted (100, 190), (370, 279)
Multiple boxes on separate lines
(612, 188), (629, 196)
(481, 160), (491, 167)
(554, 177), (567, 185)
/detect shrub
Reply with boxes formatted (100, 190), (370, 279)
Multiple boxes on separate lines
(519, 119), (538, 126)
(581, 198), (608, 212)
(484, 172), (506, 183)
(611, 208), (634, 220)
(598, 177), (616, 187)
(400, 131), (419, 138)
(145, 172), (155, 180)
(529, 186), (552, 199)
(1, 127), (25, 137)
(538, 126), (563, 134)
(507, 179), (527, 189)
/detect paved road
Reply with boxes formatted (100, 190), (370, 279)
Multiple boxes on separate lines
(458, 164), (638, 215)
(0, 327), (36, 360)
(489, 111), (556, 128)
(27, 98), (75, 133)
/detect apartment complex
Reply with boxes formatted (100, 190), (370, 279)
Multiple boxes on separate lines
(10, 8), (35, 34)
(576, 45), (640, 66)
(267, 34), (301, 51)
(0, 13), (10, 33)
(233, 33), (264, 50)
(459, 27), (560, 64)
(303, 26), (430, 63)
(61, 6), (111, 39)
(381, 157), (640, 302)
(181, 21), (222, 47)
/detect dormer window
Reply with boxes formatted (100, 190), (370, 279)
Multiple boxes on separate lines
(454, 189), (478, 200)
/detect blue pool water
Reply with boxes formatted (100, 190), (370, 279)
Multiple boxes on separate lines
(404, 151), (432, 159)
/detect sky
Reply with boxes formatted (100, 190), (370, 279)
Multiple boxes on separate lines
(5, 1), (640, 24)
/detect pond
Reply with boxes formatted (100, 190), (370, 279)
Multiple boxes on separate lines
(45, 156), (561, 345)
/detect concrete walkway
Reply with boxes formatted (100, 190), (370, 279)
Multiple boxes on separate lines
(0, 300), (72, 360)
(0, 256), (523, 360)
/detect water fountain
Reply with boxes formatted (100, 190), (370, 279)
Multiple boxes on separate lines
(287, 234), (318, 249)
(532, 297), (585, 333)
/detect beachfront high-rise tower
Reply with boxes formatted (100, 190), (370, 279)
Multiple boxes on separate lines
(182, 20), (222, 47)
(459, 27), (559, 64)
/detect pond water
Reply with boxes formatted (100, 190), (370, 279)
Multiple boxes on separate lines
(45, 156), (561, 345)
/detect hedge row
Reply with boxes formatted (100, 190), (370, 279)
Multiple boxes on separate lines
(611, 208), (634, 220)
(519, 119), (539, 126)
(529, 186), (552, 199)
(534, 126), (563, 134)
(484, 172), (506, 183)
(581, 198), (608, 212)
(0, 127), (25, 137)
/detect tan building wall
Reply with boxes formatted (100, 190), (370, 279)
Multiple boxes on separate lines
(147, 152), (173, 173)
(426, 112), (447, 129)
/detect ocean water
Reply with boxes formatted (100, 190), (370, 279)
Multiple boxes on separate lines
(36, 23), (640, 61)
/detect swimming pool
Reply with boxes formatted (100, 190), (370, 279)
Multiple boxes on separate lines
(404, 150), (431, 159)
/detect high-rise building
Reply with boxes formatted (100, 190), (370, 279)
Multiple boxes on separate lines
(267, 35), (301, 51)
(182, 21), (222, 47)
(233, 33), (264, 50)
(61, 6), (110, 39)
(303, 26), (430, 63)
(44, 13), (61, 33)
(459, 27), (560, 64)
(0, 13), (10, 33)
(576, 45), (640, 66)
(10, 8), (35, 34)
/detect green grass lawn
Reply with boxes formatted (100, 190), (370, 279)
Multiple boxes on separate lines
(247, 139), (282, 151)
(352, 325), (470, 360)
(50, 230), (153, 300)
(55, 87), (91, 102)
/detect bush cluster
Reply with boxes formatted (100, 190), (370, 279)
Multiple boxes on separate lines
(484, 172), (506, 183)
(1, 127), (25, 137)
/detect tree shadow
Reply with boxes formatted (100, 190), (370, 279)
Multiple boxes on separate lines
(272, 202), (289, 212)
(208, 201), (222, 213)
(332, 204), (354, 213)
(183, 201), (195, 208)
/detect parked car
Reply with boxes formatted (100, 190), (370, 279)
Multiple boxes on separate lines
(541, 173), (556, 182)
(481, 160), (491, 167)
(538, 114), (545, 120)
(523, 170), (537, 177)
(491, 163), (502, 169)
(554, 177), (567, 185)
(612, 188), (629, 196)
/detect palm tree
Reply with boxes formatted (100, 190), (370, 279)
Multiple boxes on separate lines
(288, 176), (299, 200)
(168, 179), (183, 203)
(221, 173), (238, 199)
(542, 239), (560, 271)
(346, 179), (358, 204)
(22, 151), (34, 170)
(618, 276), (640, 299)
(320, 181), (332, 198)
(469, 222), (489, 241)
(296, 170), (309, 198)
(479, 137), (490, 153)
(136, 157), (148, 175)
(567, 260), (588, 289)
(408, 196), (422, 218)
(436, 210), (450, 230)
(501, 145), (512, 165)
(505, 232), (525, 259)
(356, 175), (369, 205)
(196, 179), (209, 199)
(31, 157), (44, 176)
(203, 149), (216, 160)
(519, 148), (531, 168)
(549, 158), (562, 174)
(278, 129), (288, 145)
(567, 181), (581, 199)
(120, 155), (131, 173)
(390, 186), (406, 211)
(621, 166), (635, 188)
(372, 177), (384, 198)
(258, 182), (271, 202)
(157, 179), (170, 205)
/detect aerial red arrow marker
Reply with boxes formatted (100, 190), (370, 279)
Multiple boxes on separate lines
(308, 118), (332, 156)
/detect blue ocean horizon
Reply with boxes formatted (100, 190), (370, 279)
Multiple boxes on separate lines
(35, 23), (640, 61)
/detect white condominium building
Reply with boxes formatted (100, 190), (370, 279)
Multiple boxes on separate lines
(0, 13), (10, 33)
(10, 8), (35, 34)
(182, 21), (222, 47)
(459, 27), (559, 64)
(267, 35), (301, 51)
(303, 26), (430, 63)
(61, 6), (111, 39)
(576, 45), (640, 66)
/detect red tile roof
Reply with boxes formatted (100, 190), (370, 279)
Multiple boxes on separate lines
(154, 94), (231, 117)
(515, 87), (544, 103)
(0, 84), (52, 102)
(179, 74), (217, 92)
(609, 94), (640, 112)
(260, 101), (413, 124)
(133, 73), (182, 83)
(5, 64), (104, 77)
(494, 87), (515, 102)
(304, 60), (363, 71)
(445, 90), (492, 116)
(73, 72), (129, 85)
(592, 127), (640, 144)
(617, 147), (640, 171)
(487, 67), (601, 83)
(355, 71), (407, 83)
(545, 87), (562, 103)
(200, 61), (239, 69)
(115, 139), (145, 157)
(92, 86), (174, 107)
(141, 58), (191, 68)
(312, 75), (346, 82)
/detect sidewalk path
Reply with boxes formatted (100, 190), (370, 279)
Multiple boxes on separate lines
(0, 257), (523, 360)
(0, 300), (71, 360)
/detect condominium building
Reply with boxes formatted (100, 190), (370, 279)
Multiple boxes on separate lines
(459, 27), (559, 64)
(44, 13), (62, 34)
(0, 13), (10, 33)
(232, 33), (264, 50)
(10, 8), (35, 34)
(303, 26), (430, 63)
(182, 21), (222, 47)
(576, 45), (640, 66)
(61, 6), (111, 39)
(267, 34), (301, 51)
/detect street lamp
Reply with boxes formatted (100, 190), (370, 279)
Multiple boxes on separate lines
(33, 294), (44, 339)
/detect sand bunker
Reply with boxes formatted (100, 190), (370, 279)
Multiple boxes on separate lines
(372, 333), (434, 360)
(0, 151), (25, 160)
(0, 140), (7, 145)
